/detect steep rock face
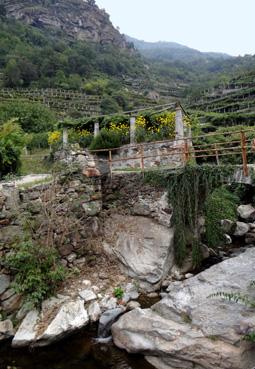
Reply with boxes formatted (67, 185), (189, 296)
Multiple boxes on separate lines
(112, 248), (255, 369)
(2, 0), (128, 48)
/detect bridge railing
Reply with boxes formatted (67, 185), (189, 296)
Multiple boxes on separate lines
(89, 127), (255, 178)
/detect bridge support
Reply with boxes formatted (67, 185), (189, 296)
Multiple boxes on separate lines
(94, 122), (100, 137)
(130, 117), (136, 144)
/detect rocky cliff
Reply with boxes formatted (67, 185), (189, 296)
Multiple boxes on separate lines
(1, 0), (128, 48)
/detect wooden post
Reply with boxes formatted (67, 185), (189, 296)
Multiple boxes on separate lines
(240, 131), (249, 177)
(214, 144), (220, 165)
(130, 117), (136, 144)
(184, 139), (189, 163)
(109, 150), (112, 179)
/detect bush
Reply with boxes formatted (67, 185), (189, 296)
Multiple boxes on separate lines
(0, 101), (56, 133)
(5, 240), (66, 307)
(27, 132), (49, 151)
(0, 120), (25, 178)
(205, 186), (238, 248)
(89, 128), (128, 150)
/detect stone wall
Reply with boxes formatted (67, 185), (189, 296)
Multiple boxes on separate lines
(107, 141), (188, 170)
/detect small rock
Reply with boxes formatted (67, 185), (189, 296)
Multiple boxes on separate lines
(66, 253), (77, 263)
(224, 234), (232, 245)
(147, 292), (159, 298)
(0, 319), (14, 341)
(221, 219), (235, 234)
(88, 301), (101, 322)
(100, 296), (117, 311)
(245, 233), (255, 244)
(1, 293), (22, 313)
(126, 301), (141, 310)
(237, 204), (255, 221)
(73, 257), (86, 266)
(185, 273), (194, 279)
(0, 274), (10, 295)
(0, 288), (15, 301)
(82, 280), (92, 288)
(234, 222), (250, 237)
(79, 289), (97, 303)
(99, 272), (108, 280)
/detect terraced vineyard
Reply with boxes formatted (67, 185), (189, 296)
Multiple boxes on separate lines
(0, 88), (102, 116)
(188, 71), (255, 114)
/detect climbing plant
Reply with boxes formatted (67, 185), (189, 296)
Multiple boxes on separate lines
(145, 164), (235, 267)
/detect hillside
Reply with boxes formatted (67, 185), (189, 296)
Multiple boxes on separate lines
(2, 0), (127, 47)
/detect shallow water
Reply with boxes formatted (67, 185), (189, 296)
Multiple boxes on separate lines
(0, 326), (155, 369)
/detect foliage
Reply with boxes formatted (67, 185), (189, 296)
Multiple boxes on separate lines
(0, 100), (56, 133)
(5, 240), (66, 307)
(48, 130), (61, 146)
(26, 132), (49, 151)
(89, 127), (129, 150)
(0, 120), (25, 177)
(205, 187), (238, 248)
(114, 287), (124, 300)
(145, 165), (235, 266)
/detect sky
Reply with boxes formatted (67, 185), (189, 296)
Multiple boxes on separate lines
(96, 0), (255, 56)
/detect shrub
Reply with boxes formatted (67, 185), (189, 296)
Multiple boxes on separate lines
(205, 186), (238, 248)
(5, 240), (66, 307)
(89, 128), (128, 150)
(0, 120), (25, 178)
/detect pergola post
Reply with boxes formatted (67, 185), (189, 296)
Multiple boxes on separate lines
(63, 128), (69, 148)
(175, 105), (184, 140)
(94, 122), (100, 137)
(130, 117), (136, 144)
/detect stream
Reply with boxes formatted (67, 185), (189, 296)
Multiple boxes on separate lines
(0, 326), (155, 369)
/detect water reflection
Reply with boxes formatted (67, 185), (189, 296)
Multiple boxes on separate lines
(0, 326), (155, 369)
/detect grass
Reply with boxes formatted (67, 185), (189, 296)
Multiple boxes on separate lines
(20, 149), (52, 175)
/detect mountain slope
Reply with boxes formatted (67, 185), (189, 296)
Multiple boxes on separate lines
(125, 35), (232, 61)
(2, 0), (127, 48)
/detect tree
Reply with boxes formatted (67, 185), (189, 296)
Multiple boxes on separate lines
(3, 59), (21, 87)
(0, 120), (25, 177)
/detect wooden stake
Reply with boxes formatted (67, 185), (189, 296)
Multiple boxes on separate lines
(241, 131), (249, 177)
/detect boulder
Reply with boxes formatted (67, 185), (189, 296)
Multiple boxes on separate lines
(0, 319), (14, 341)
(234, 221), (250, 237)
(112, 248), (255, 369)
(122, 283), (139, 303)
(221, 219), (235, 234)
(98, 307), (125, 338)
(35, 300), (89, 346)
(245, 233), (255, 244)
(0, 274), (10, 295)
(237, 204), (255, 221)
(88, 301), (101, 322)
(12, 310), (40, 347)
(103, 215), (174, 291)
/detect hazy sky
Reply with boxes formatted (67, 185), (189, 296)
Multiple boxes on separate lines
(96, 0), (255, 56)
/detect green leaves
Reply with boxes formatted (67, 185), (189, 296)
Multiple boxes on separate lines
(5, 240), (66, 307)
(0, 120), (25, 177)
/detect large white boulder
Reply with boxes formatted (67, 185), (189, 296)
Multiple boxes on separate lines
(12, 299), (89, 347)
(103, 215), (174, 291)
(112, 248), (255, 369)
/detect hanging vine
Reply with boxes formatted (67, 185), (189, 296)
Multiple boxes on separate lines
(145, 164), (236, 267)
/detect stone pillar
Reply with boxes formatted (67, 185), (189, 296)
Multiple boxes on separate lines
(63, 128), (68, 148)
(175, 106), (184, 140)
(130, 117), (136, 144)
(94, 122), (100, 137)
